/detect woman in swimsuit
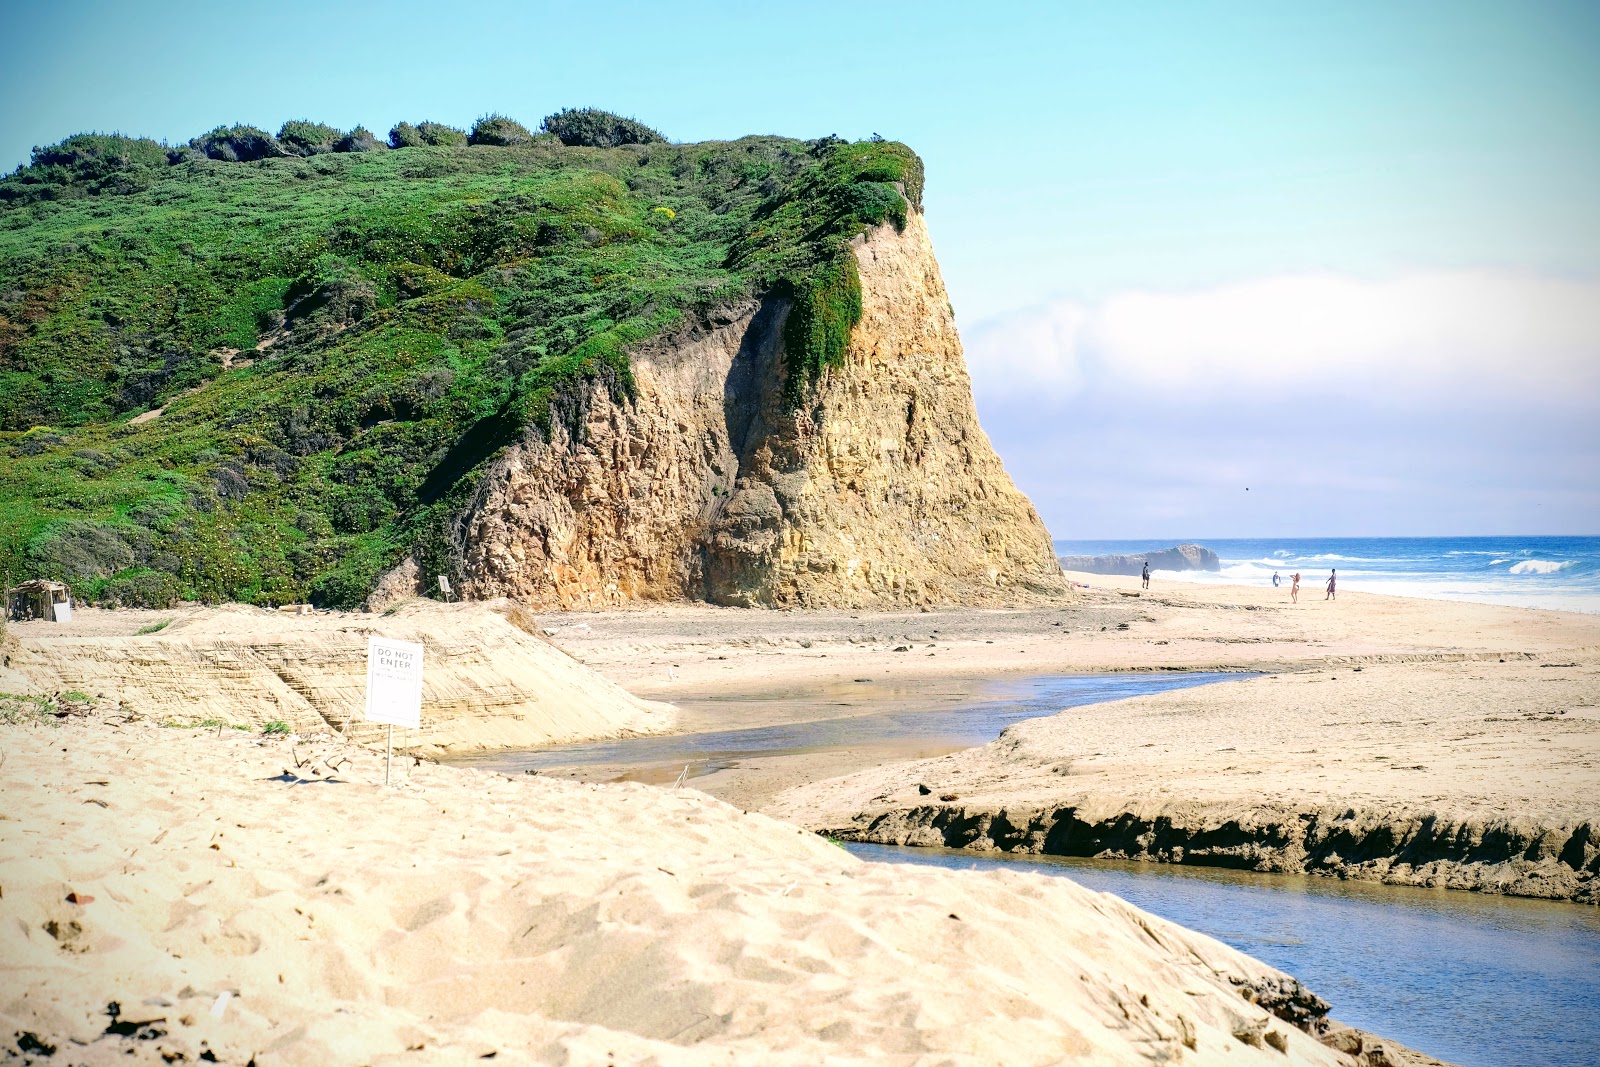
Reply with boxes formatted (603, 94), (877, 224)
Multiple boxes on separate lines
(1290, 572), (1300, 603)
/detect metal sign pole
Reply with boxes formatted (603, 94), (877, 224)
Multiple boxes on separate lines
(386, 724), (393, 787)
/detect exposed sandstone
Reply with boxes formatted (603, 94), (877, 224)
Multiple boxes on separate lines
(386, 212), (1062, 610)
(769, 657), (1600, 904)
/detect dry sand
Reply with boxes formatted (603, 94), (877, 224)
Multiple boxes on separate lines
(3, 577), (1592, 1061)
(511, 580), (1600, 892)
(0, 713), (1435, 1065)
(2, 598), (674, 754)
(544, 573), (1600, 699)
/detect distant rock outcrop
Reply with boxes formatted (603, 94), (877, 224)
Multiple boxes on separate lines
(1058, 543), (1220, 576)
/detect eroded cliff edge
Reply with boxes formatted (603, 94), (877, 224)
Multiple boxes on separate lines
(386, 211), (1062, 609)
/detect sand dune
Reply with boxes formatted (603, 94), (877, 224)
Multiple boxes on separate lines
(2, 599), (673, 755)
(0, 714), (1439, 1065)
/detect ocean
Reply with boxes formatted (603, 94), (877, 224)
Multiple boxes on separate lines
(1051, 536), (1600, 614)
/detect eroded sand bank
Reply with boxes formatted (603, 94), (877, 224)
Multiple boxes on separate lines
(0, 715), (1439, 1066)
(500, 578), (1600, 903)
(2, 598), (673, 754)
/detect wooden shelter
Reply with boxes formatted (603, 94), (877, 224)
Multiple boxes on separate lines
(7, 579), (73, 622)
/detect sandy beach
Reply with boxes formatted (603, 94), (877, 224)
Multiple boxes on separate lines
(504, 579), (1600, 891)
(0, 710), (1442, 1065)
(5, 576), (1596, 1062)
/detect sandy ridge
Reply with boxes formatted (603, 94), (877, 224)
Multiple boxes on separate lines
(0, 714), (1440, 1065)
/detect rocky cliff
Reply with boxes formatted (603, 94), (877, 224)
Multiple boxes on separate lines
(386, 212), (1063, 610)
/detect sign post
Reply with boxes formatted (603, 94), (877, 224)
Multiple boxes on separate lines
(437, 575), (452, 602)
(364, 636), (423, 786)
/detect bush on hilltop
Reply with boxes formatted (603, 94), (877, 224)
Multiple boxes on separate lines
(468, 114), (536, 147)
(540, 108), (667, 148)
(277, 120), (341, 156)
(416, 122), (468, 147)
(189, 125), (286, 162)
(334, 126), (385, 153)
(0, 133), (170, 203)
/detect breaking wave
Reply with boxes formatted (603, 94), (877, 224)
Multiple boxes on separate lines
(1508, 560), (1571, 575)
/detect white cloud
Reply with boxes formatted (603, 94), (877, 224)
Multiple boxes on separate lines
(962, 272), (1600, 535)
(967, 272), (1600, 405)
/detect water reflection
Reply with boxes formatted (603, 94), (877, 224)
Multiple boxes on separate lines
(845, 842), (1600, 1067)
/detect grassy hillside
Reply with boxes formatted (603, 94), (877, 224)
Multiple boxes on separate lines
(0, 112), (922, 607)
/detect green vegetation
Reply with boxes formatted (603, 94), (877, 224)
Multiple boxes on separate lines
(468, 114), (540, 147)
(541, 108), (666, 148)
(133, 619), (171, 634)
(164, 716), (249, 730)
(0, 692), (57, 726)
(261, 720), (291, 735)
(0, 109), (923, 608)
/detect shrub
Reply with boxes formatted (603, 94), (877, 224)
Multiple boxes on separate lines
(261, 720), (291, 735)
(388, 122), (424, 149)
(189, 125), (286, 162)
(0, 133), (171, 204)
(391, 121), (468, 148)
(468, 114), (535, 147)
(102, 570), (181, 609)
(540, 108), (666, 148)
(277, 120), (340, 156)
(417, 122), (468, 147)
(25, 520), (137, 581)
(134, 619), (172, 635)
(334, 126), (385, 153)
(846, 181), (906, 229)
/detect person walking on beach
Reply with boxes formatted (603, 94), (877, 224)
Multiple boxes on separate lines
(1290, 572), (1300, 603)
(1272, 571), (1281, 588)
(1141, 561), (1150, 590)
(1325, 568), (1337, 601)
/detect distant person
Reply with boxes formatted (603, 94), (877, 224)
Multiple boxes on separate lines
(1290, 572), (1300, 603)
(1272, 571), (1281, 588)
(1141, 561), (1150, 590)
(1325, 568), (1337, 601)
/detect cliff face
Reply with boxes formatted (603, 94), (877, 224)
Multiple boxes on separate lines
(425, 212), (1062, 610)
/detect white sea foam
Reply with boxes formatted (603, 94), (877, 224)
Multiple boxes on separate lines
(1509, 560), (1571, 575)
(1489, 559), (1510, 565)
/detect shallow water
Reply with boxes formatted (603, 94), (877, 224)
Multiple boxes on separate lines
(845, 842), (1600, 1067)
(465, 671), (1241, 778)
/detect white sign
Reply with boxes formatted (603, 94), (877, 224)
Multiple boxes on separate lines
(437, 575), (452, 595)
(52, 599), (72, 624)
(365, 636), (423, 728)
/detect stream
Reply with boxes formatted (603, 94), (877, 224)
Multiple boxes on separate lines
(466, 671), (1600, 1066)
(846, 843), (1600, 1067)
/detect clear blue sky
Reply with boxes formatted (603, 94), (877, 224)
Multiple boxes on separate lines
(4, 1), (1597, 536)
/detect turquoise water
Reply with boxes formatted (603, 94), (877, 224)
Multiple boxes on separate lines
(846, 843), (1600, 1067)
(1054, 535), (1600, 613)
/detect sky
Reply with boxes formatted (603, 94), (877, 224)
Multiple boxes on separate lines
(2, 1), (1597, 537)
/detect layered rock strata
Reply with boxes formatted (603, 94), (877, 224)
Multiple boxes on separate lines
(423, 212), (1061, 610)
(810, 801), (1599, 905)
